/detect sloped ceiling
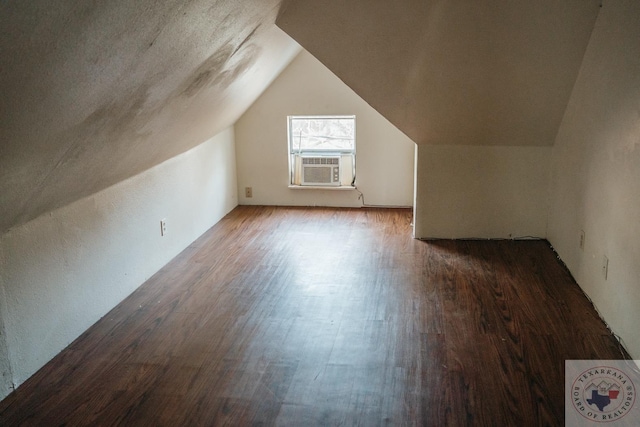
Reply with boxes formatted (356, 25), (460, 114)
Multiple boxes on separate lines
(1, 1), (603, 235)
(277, 0), (601, 146)
(0, 0), (300, 234)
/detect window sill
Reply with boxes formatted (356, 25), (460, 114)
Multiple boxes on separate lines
(288, 185), (356, 191)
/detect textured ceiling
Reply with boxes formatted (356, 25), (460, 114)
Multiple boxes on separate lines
(1, 0), (603, 234)
(0, 0), (300, 234)
(277, 0), (602, 146)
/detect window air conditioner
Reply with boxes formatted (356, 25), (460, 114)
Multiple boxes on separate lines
(301, 156), (341, 186)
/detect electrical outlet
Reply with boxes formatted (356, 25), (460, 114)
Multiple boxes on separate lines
(579, 230), (585, 250)
(602, 255), (609, 280)
(160, 219), (167, 236)
(245, 187), (253, 198)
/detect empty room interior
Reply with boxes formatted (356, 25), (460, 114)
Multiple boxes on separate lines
(1, 0), (639, 425)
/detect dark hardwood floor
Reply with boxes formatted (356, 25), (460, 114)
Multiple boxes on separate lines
(0, 206), (628, 426)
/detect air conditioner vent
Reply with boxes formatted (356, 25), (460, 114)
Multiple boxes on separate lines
(301, 156), (341, 186)
(302, 157), (339, 166)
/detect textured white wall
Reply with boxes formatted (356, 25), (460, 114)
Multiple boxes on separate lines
(0, 128), (238, 398)
(414, 145), (551, 239)
(548, 0), (640, 358)
(235, 50), (415, 208)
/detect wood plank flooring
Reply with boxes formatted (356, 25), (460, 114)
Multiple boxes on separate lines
(0, 206), (628, 426)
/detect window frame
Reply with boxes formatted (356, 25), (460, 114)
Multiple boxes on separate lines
(287, 115), (356, 188)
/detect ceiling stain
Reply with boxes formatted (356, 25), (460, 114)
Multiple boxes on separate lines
(180, 25), (262, 99)
(17, 85), (157, 221)
(181, 44), (235, 97)
(231, 25), (260, 57)
(213, 43), (262, 89)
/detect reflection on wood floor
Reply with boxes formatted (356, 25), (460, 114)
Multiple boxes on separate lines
(0, 206), (628, 426)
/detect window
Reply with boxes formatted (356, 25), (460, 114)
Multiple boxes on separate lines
(288, 115), (356, 187)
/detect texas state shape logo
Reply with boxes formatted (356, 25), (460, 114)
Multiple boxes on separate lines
(571, 366), (636, 423)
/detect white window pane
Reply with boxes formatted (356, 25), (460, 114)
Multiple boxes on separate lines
(290, 116), (355, 151)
